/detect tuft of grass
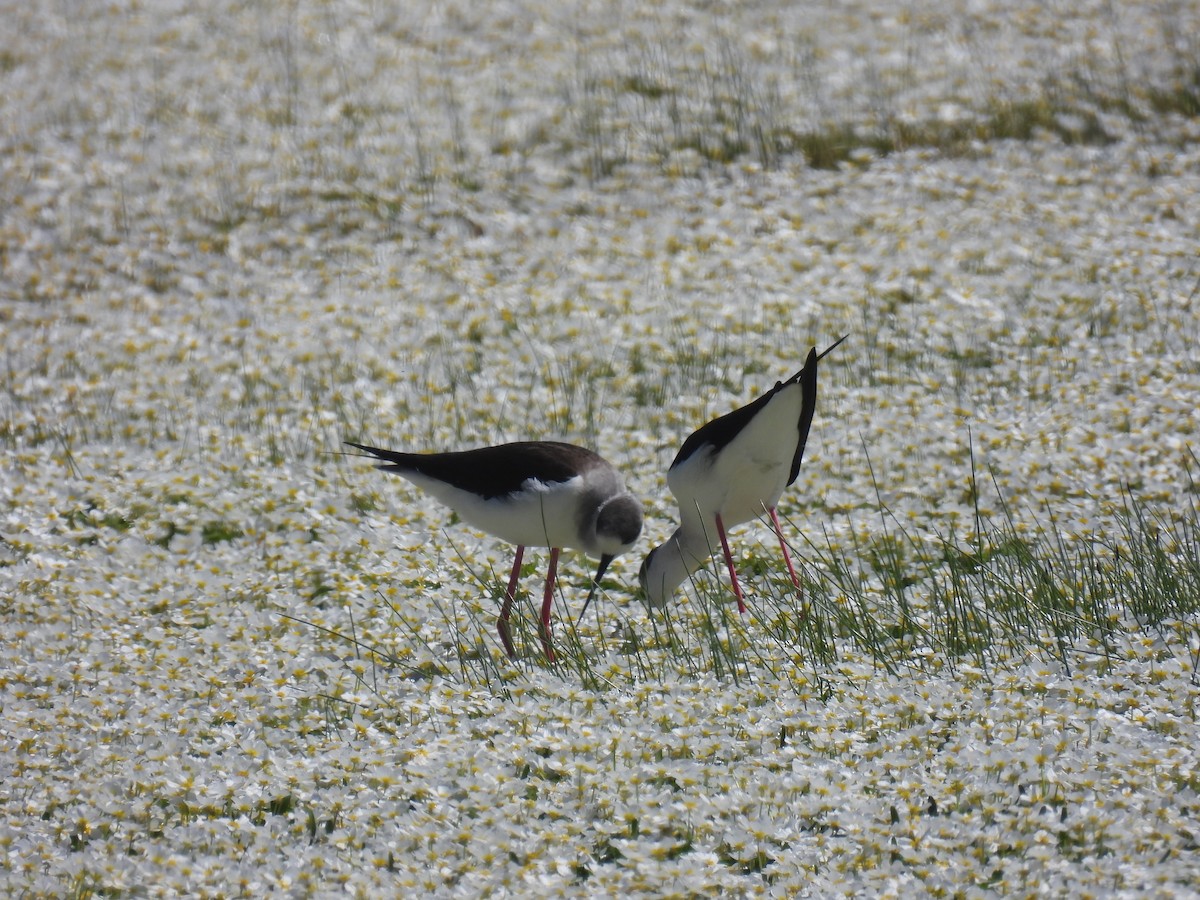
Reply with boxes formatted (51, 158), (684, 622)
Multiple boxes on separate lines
(446, 446), (1195, 690)
(544, 24), (1200, 180)
(200, 520), (244, 545)
(1146, 66), (1200, 117)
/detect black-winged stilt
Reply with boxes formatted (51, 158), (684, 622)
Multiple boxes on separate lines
(639, 336), (846, 610)
(346, 440), (643, 660)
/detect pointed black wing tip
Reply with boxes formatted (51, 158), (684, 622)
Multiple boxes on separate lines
(816, 334), (849, 362)
(789, 335), (848, 382)
(344, 441), (404, 471)
(784, 334), (846, 485)
(344, 440), (387, 459)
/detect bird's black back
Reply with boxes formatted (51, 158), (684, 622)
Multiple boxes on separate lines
(670, 347), (820, 488)
(345, 440), (600, 499)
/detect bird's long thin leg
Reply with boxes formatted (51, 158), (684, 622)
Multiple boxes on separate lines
(768, 507), (803, 596)
(714, 512), (746, 614)
(539, 547), (561, 661)
(497, 545), (525, 659)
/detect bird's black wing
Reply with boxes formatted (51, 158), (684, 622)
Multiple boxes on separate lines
(788, 335), (847, 484)
(345, 441), (596, 499)
(669, 378), (791, 471)
(787, 347), (820, 486)
(671, 335), (847, 482)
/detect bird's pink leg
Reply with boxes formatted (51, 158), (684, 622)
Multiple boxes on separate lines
(768, 507), (803, 594)
(539, 547), (561, 661)
(497, 545), (525, 659)
(715, 512), (746, 614)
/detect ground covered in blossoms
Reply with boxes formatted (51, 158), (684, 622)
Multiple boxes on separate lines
(3, 1), (1200, 896)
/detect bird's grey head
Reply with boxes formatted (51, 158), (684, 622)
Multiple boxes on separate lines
(594, 494), (643, 554)
(576, 493), (644, 622)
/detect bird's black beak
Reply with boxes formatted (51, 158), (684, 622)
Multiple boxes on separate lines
(577, 554), (615, 623)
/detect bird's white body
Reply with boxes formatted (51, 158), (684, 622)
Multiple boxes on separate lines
(667, 380), (801, 537)
(398, 466), (633, 560)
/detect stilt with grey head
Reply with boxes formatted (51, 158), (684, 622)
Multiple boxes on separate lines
(347, 440), (643, 660)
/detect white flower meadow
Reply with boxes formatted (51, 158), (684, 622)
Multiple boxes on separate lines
(3, 0), (1200, 896)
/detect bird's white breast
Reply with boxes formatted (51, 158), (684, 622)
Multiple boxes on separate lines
(401, 471), (591, 551)
(669, 380), (803, 533)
